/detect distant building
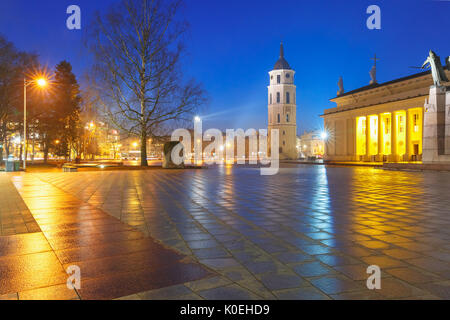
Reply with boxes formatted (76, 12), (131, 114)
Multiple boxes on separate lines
(297, 131), (325, 159)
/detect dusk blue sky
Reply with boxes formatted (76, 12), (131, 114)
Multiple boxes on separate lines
(1, 0), (450, 133)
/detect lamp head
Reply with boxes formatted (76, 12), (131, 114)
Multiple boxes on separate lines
(36, 78), (47, 87)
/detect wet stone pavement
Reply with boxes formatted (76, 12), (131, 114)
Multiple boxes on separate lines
(0, 164), (449, 300)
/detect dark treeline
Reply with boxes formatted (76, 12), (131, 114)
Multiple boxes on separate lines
(0, 35), (100, 164)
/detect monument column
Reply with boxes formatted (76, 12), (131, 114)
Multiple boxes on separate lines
(423, 85), (450, 162)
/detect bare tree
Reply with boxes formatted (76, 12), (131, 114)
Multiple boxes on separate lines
(88, 0), (205, 166)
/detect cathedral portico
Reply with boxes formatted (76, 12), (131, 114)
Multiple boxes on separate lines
(322, 53), (449, 163)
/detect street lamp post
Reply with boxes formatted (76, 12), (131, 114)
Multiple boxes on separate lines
(23, 78), (27, 170)
(23, 77), (48, 170)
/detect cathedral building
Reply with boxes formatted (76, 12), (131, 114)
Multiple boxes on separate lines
(322, 58), (450, 163)
(268, 43), (298, 160)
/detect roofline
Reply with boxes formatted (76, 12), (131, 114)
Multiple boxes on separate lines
(330, 67), (450, 101)
(321, 93), (429, 117)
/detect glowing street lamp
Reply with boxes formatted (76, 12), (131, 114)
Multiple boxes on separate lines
(321, 132), (328, 140)
(23, 76), (49, 170)
(36, 78), (47, 87)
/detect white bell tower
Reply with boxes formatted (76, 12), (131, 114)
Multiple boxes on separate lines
(268, 43), (297, 160)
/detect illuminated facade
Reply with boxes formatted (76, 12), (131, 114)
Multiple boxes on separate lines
(322, 68), (449, 162)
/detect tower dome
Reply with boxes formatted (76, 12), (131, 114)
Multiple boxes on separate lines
(273, 42), (292, 70)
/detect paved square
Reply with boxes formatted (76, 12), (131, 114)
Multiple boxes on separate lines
(1, 164), (449, 300)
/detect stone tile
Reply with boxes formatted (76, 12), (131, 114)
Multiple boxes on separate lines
(115, 294), (142, 300)
(418, 281), (450, 299)
(274, 286), (330, 300)
(382, 248), (422, 260)
(0, 293), (18, 300)
(199, 258), (240, 269)
(236, 279), (277, 299)
(316, 254), (361, 267)
(406, 257), (450, 274)
(259, 273), (309, 291)
(187, 240), (220, 250)
(310, 276), (364, 295)
(222, 267), (254, 282)
(185, 276), (232, 292)
(198, 284), (261, 300)
(18, 284), (79, 300)
(138, 284), (193, 300)
(330, 290), (383, 300)
(301, 245), (334, 255)
(386, 267), (441, 284)
(362, 256), (406, 269)
(276, 252), (313, 264)
(334, 264), (370, 281)
(242, 260), (278, 275)
(292, 261), (333, 277)
(193, 247), (231, 259)
(376, 278), (428, 299)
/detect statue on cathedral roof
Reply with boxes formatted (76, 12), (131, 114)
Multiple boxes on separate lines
(337, 76), (344, 96)
(369, 54), (379, 85)
(422, 50), (449, 87)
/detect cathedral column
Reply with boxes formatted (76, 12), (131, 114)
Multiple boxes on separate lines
(378, 114), (383, 161)
(366, 115), (371, 161)
(405, 109), (411, 161)
(391, 112), (397, 162)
